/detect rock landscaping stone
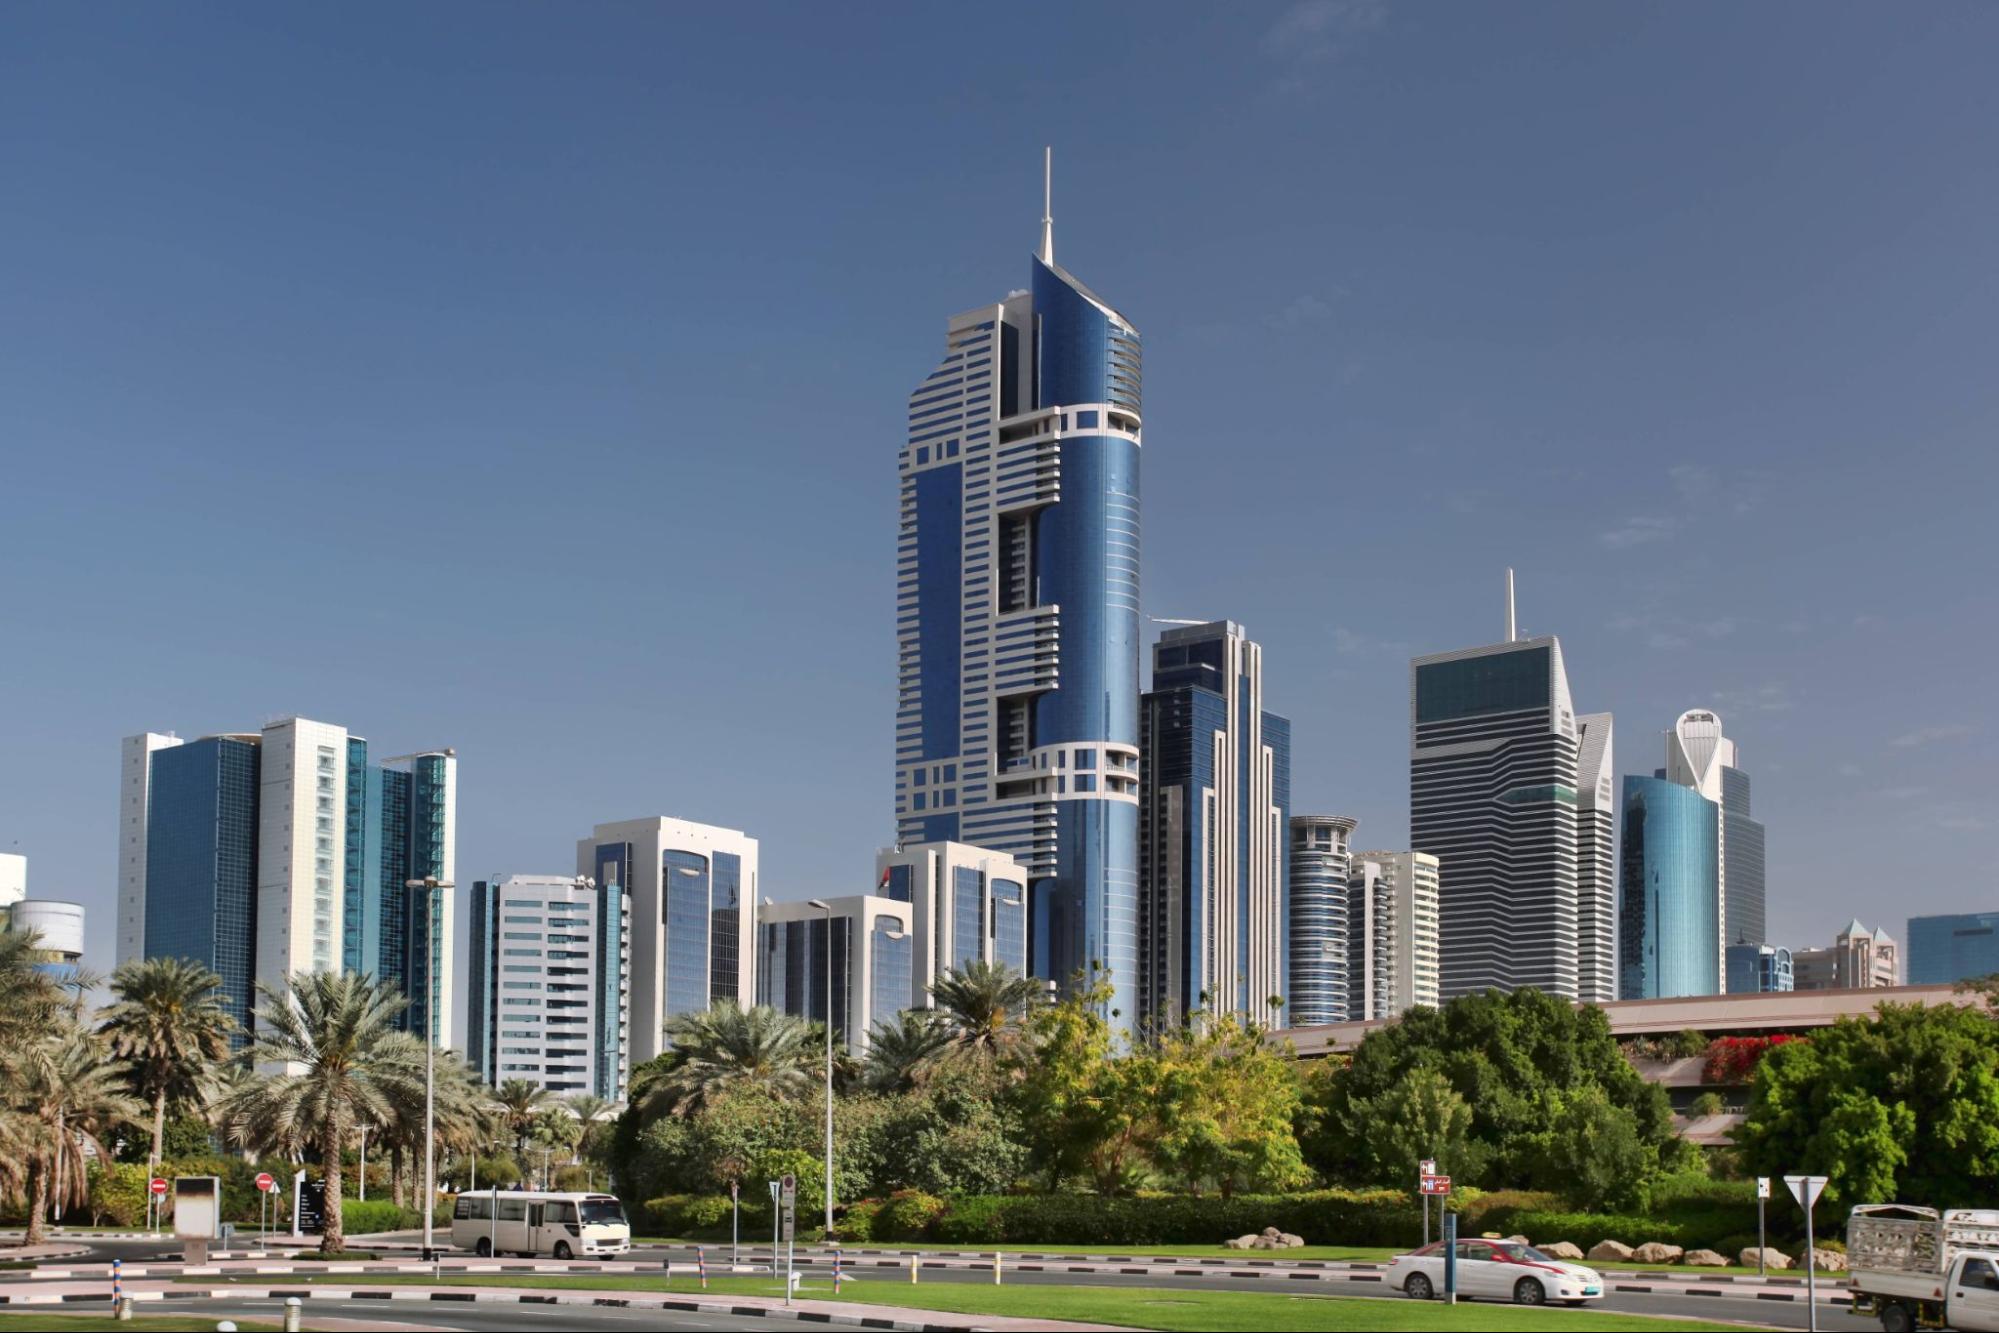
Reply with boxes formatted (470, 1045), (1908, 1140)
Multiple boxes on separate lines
(1683, 1249), (1728, 1267)
(1740, 1247), (1792, 1270)
(1633, 1242), (1684, 1264)
(1503, 1234), (1531, 1246)
(1801, 1247), (1847, 1272)
(1279, 1233), (1304, 1248)
(1542, 1242), (1584, 1260)
(1587, 1240), (1634, 1262)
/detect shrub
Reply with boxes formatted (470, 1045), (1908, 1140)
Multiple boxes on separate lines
(876, 1190), (947, 1241)
(1702, 1034), (1805, 1085)
(837, 1200), (881, 1243)
(554, 1166), (593, 1193)
(933, 1195), (1007, 1245)
(339, 1199), (420, 1234)
(1690, 1092), (1725, 1117)
(635, 1194), (740, 1239)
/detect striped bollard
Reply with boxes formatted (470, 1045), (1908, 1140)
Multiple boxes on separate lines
(696, 1245), (707, 1290)
(833, 1247), (845, 1292)
(993, 1251), (1002, 1285)
(112, 1257), (121, 1304)
(909, 1253), (919, 1284)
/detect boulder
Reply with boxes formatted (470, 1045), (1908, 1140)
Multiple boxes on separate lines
(1253, 1235), (1281, 1250)
(1542, 1242), (1585, 1260)
(1504, 1234), (1531, 1246)
(1279, 1233), (1305, 1249)
(1683, 1249), (1728, 1267)
(1740, 1247), (1792, 1271)
(1587, 1240), (1634, 1263)
(1262, 1227), (1281, 1238)
(1801, 1247), (1847, 1273)
(1225, 1236), (1255, 1250)
(1633, 1242), (1684, 1265)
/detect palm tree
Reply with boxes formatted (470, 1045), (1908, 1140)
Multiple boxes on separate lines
(7, 1024), (142, 1244)
(493, 1078), (553, 1159)
(98, 957), (237, 1169)
(929, 960), (1042, 1062)
(563, 1093), (612, 1178)
(222, 972), (425, 1253)
(639, 1002), (817, 1118)
(370, 1034), (488, 1207)
(862, 1008), (957, 1093)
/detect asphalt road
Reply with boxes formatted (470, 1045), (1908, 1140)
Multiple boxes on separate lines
(123, 1297), (789, 1330)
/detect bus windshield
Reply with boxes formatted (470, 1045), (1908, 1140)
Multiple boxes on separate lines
(578, 1199), (628, 1227)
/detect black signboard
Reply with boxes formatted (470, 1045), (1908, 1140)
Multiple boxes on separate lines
(297, 1179), (327, 1235)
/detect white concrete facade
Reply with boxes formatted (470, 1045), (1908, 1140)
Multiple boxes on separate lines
(874, 840), (1027, 1010)
(117, 731), (183, 967)
(1349, 850), (1441, 1019)
(256, 716), (351, 983)
(757, 893), (915, 1054)
(576, 816), (758, 1065)
(1575, 712), (1617, 1003)
(470, 874), (630, 1101)
(0, 853), (25, 910)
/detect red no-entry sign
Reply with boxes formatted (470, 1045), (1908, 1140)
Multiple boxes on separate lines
(255, 1172), (276, 1193)
(149, 1178), (168, 1196)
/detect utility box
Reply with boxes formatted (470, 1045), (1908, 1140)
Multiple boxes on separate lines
(174, 1175), (221, 1264)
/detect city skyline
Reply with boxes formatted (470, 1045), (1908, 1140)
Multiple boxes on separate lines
(4, 4), (1995, 999)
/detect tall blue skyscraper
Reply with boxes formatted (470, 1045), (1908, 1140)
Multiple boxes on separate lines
(1907, 913), (1999, 985)
(1137, 621), (1291, 1028)
(1619, 774), (1721, 999)
(894, 153), (1143, 1015)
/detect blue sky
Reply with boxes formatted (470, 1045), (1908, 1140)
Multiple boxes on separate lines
(4, 2), (1994, 1003)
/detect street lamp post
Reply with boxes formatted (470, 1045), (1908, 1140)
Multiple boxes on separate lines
(406, 875), (454, 1261)
(806, 898), (835, 1238)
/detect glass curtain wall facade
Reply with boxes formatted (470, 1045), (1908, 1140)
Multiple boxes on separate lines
(144, 736), (261, 1044)
(1285, 816), (1355, 1026)
(1137, 621), (1291, 1030)
(1722, 766), (1767, 948)
(895, 213), (1143, 1028)
(1410, 639), (1604, 999)
(1725, 943), (1794, 993)
(1908, 913), (1999, 985)
(1619, 776), (1721, 999)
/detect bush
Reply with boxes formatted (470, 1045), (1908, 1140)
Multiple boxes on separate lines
(1690, 1092), (1725, 1117)
(933, 1195), (1006, 1245)
(339, 1199), (420, 1234)
(837, 1200), (881, 1243)
(553, 1166), (593, 1192)
(876, 1190), (946, 1241)
(926, 1189), (1430, 1248)
(636, 1194), (753, 1239)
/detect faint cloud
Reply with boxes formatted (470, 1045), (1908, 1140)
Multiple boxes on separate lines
(1852, 614), (1885, 632)
(1713, 682), (1794, 714)
(1264, 291), (1341, 332)
(1934, 810), (1991, 833)
(1880, 786), (1928, 801)
(1891, 724), (1973, 749)
(1446, 491), (1484, 515)
(1607, 612), (1737, 651)
(1333, 626), (1412, 658)
(1668, 464), (1718, 504)
(1262, 0), (1387, 96)
(1599, 516), (1676, 549)
(1836, 762), (1863, 778)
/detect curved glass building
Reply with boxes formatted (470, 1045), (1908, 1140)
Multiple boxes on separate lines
(1286, 816), (1355, 1025)
(895, 167), (1143, 1022)
(1618, 775), (1721, 999)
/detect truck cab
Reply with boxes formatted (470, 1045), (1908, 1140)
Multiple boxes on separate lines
(1850, 1204), (1999, 1332)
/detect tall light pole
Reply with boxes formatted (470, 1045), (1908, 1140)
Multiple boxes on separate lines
(407, 875), (454, 1260)
(807, 898), (835, 1238)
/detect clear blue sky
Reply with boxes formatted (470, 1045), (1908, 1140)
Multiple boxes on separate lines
(4, 2), (1994, 1000)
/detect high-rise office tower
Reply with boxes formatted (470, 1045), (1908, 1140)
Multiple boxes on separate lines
(1725, 942), (1794, 993)
(1574, 713), (1617, 1002)
(1409, 573), (1609, 1000)
(121, 719), (457, 1044)
(893, 152), (1143, 1021)
(0, 853), (25, 909)
(1138, 622), (1291, 1028)
(468, 875), (630, 1100)
(1348, 850), (1443, 1021)
(1286, 815), (1356, 1026)
(1618, 774), (1721, 999)
(1658, 709), (1767, 952)
(1907, 912), (1999, 985)
(576, 816), (757, 1065)
(758, 894), (915, 1054)
(874, 841), (1028, 994)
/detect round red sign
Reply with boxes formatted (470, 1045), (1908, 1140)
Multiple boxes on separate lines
(255, 1172), (276, 1192)
(148, 1178), (168, 1195)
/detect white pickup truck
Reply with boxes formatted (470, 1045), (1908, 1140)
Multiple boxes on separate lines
(1850, 1204), (1999, 1331)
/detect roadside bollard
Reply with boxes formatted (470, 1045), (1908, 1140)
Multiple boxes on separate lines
(993, 1251), (1002, 1285)
(909, 1254), (919, 1284)
(833, 1247), (846, 1292)
(696, 1245), (707, 1289)
(283, 1296), (303, 1332)
(115, 1295), (134, 1323)
(111, 1257), (121, 1309)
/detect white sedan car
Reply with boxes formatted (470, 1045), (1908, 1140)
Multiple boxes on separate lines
(1387, 1239), (1606, 1307)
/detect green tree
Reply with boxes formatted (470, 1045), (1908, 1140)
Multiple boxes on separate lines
(1153, 1016), (1310, 1197)
(1530, 1086), (1656, 1211)
(862, 1009), (958, 1093)
(1330, 1065), (1480, 1188)
(6, 1024), (142, 1244)
(1306, 988), (1675, 1198)
(221, 972), (426, 1253)
(639, 1003), (819, 1118)
(872, 1085), (1028, 1197)
(98, 956), (237, 1170)
(930, 961), (1042, 1067)
(493, 1078), (554, 1158)
(1738, 1002), (1999, 1206)
(1011, 978), (1162, 1193)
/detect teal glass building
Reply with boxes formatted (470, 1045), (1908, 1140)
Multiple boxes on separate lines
(1908, 913), (1999, 985)
(1619, 775), (1721, 999)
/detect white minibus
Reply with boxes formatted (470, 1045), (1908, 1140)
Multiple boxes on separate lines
(450, 1190), (631, 1258)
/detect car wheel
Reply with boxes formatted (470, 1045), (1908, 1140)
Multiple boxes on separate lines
(1513, 1277), (1547, 1306)
(553, 1242), (573, 1261)
(474, 1238), (491, 1258)
(1880, 1303), (1915, 1333)
(1404, 1273), (1434, 1300)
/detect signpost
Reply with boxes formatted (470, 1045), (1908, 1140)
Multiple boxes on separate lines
(1442, 1210), (1458, 1306)
(1785, 1175), (1829, 1333)
(730, 1180), (741, 1268)
(256, 1172), (277, 1245)
(1419, 1159), (1436, 1246)
(147, 1178), (167, 1236)
(780, 1174), (798, 1309)
(1756, 1177), (1771, 1276)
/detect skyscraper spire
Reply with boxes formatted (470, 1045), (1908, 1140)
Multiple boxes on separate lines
(1039, 146), (1054, 264)
(1505, 567), (1517, 642)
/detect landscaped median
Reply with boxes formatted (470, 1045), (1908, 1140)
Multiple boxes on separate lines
(178, 1271), (1753, 1330)
(0, 1317), (272, 1332)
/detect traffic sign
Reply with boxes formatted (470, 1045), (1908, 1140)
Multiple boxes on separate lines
(1419, 1159), (1437, 1177)
(1420, 1174), (1452, 1196)
(149, 1177), (168, 1196)
(255, 1172), (276, 1193)
(1756, 1176), (1771, 1199)
(1785, 1175), (1828, 1209)
(780, 1173), (797, 1243)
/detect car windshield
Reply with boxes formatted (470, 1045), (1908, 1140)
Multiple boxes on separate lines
(578, 1200), (627, 1226)
(1494, 1243), (1557, 1263)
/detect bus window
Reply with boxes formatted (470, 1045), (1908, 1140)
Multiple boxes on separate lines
(497, 1198), (526, 1223)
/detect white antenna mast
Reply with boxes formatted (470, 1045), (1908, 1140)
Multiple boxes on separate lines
(1505, 568), (1518, 643)
(1039, 146), (1054, 265)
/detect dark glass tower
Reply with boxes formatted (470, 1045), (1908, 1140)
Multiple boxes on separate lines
(1619, 775), (1721, 999)
(895, 162), (1143, 1020)
(144, 736), (261, 1044)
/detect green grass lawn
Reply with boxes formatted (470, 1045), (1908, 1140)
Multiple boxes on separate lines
(0, 1317), (275, 1332)
(646, 1238), (1403, 1263)
(182, 1272), (1745, 1330)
